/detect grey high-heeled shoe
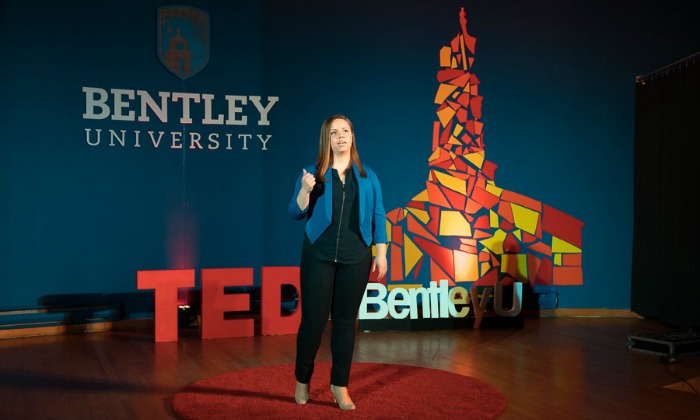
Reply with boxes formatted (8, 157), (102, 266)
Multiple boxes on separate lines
(330, 384), (356, 410)
(295, 381), (309, 405)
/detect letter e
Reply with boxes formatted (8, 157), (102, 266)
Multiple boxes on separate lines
(201, 268), (255, 339)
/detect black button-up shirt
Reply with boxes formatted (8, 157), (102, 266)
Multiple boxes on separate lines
(303, 168), (370, 264)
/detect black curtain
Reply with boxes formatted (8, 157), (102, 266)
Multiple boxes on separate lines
(632, 53), (700, 329)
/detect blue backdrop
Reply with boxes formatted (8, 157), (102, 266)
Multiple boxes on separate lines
(1, 0), (698, 318)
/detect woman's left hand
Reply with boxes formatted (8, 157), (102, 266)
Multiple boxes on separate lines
(372, 254), (388, 280)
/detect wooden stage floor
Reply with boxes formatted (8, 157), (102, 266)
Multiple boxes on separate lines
(0, 317), (698, 419)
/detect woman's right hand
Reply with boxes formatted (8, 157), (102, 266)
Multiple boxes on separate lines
(296, 168), (315, 212)
(300, 168), (316, 194)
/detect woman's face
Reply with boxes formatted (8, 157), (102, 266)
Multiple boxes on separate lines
(329, 118), (353, 156)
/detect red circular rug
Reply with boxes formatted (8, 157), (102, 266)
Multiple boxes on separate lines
(171, 362), (507, 419)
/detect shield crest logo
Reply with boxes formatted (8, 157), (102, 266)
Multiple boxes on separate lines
(157, 6), (210, 80)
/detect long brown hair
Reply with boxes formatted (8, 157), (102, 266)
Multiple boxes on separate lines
(314, 114), (366, 182)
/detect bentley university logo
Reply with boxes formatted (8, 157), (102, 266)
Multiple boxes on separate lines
(157, 6), (210, 80)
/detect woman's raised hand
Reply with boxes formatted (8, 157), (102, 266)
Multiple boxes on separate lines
(301, 168), (316, 194)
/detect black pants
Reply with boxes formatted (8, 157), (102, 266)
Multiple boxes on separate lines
(295, 247), (371, 387)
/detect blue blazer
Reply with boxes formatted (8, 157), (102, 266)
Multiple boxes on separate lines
(288, 163), (388, 246)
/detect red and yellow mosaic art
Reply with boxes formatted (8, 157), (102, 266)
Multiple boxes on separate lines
(385, 8), (584, 289)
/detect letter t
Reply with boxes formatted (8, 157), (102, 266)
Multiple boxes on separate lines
(136, 269), (195, 343)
